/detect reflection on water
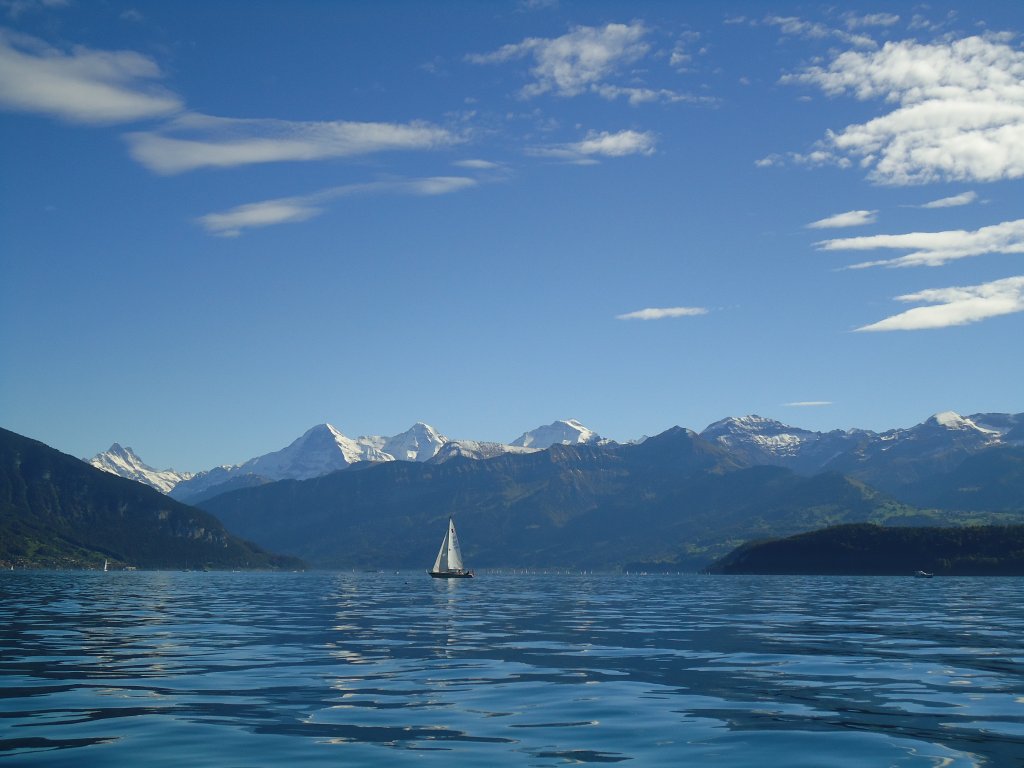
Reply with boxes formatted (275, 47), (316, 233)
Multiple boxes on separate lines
(2, 571), (1023, 766)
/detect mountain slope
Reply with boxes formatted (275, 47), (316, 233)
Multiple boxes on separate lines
(897, 446), (1024, 512)
(198, 427), (934, 571)
(0, 427), (302, 570)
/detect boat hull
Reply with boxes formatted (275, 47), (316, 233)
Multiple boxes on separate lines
(428, 570), (474, 579)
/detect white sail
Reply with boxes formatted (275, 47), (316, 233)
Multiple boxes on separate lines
(432, 526), (449, 572)
(432, 518), (465, 573)
(446, 519), (464, 571)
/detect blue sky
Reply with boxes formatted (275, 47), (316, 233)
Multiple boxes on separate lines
(2, 0), (1022, 471)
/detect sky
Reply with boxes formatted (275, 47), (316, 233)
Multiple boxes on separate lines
(1, 0), (1023, 472)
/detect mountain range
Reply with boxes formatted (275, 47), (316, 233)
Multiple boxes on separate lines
(8, 408), (1024, 571)
(88, 419), (603, 503)
(88, 411), (1022, 505)
(194, 418), (1024, 570)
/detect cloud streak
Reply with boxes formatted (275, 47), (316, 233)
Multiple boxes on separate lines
(856, 276), (1024, 331)
(806, 209), (877, 229)
(127, 113), (461, 174)
(817, 218), (1024, 268)
(0, 27), (182, 123)
(616, 306), (708, 321)
(784, 36), (1024, 184)
(784, 401), (833, 407)
(919, 191), (978, 209)
(528, 129), (656, 163)
(199, 176), (477, 237)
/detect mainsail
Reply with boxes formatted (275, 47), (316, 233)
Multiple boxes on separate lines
(432, 517), (465, 573)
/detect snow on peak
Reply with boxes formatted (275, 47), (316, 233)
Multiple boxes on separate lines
(510, 419), (601, 449)
(926, 411), (1000, 435)
(380, 422), (448, 462)
(699, 414), (818, 457)
(87, 444), (192, 494)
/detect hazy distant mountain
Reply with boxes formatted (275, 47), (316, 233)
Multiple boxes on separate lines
(87, 443), (193, 494)
(1, 427), (301, 570)
(698, 410), (1018, 495)
(822, 411), (1004, 493)
(896, 445), (1024, 512)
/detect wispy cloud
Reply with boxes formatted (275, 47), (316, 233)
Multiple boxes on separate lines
(127, 113), (461, 174)
(817, 218), (1024, 268)
(784, 36), (1024, 184)
(528, 129), (656, 163)
(806, 209), (877, 229)
(0, 27), (182, 123)
(468, 22), (689, 104)
(616, 306), (708, 320)
(199, 176), (477, 237)
(756, 15), (878, 48)
(856, 276), (1024, 331)
(2, 0), (69, 19)
(919, 191), (978, 209)
(842, 12), (899, 30)
(784, 401), (833, 407)
(453, 159), (502, 170)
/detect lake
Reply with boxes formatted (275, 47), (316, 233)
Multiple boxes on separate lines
(2, 571), (1023, 766)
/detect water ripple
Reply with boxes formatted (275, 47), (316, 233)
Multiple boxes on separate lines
(1, 571), (1023, 766)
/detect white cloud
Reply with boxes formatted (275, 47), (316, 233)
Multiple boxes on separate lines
(764, 16), (832, 40)
(594, 84), (701, 105)
(806, 209), (877, 229)
(759, 15), (877, 48)
(199, 199), (323, 238)
(0, 28), (182, 123)
(126, 113), (461, 174)
(199, 176), (477, 237)
(468, 22), (653, 100)
(856, 275), (1024, 331)
(784, 36), (1024, 184)
(529, 129), (656, 163)
(784, 401), (833, 407)
(454, 159), (502, 170)
(919, 191), (977, 208)
(616, 306), (708, 320)
(817, 218), (1024, 268)
(843, 13), (900, 30)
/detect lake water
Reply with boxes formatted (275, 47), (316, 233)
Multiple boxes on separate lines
(2, 572), (1023, 766)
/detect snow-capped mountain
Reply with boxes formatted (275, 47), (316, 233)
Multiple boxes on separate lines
(241, 423), (393, 479)
(697, 409), (1014, 491)
(87, 443), (193, 494)
(700, 415), (822, 462)
(359, 422), (448, 462)
(90, 411), (1021, 502)
(169, 423), (395, 502)
(430, 440), (539, 463)
(511, 419), (603, 449)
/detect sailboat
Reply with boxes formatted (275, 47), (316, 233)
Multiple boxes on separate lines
(428, 517), (474, 578)
(103, 559), (109, 572)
